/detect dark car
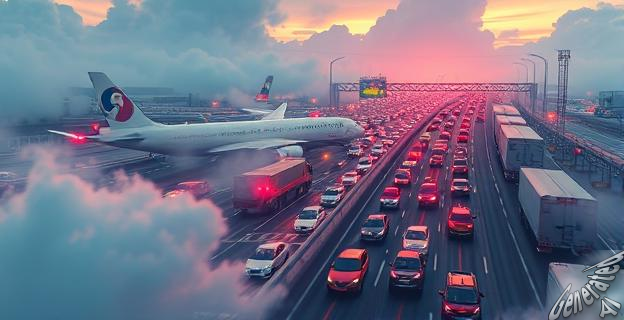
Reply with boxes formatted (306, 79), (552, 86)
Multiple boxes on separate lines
(439, 271), (484, 319)
(360, 214), (389, 241)
(388, 250), (425, 291)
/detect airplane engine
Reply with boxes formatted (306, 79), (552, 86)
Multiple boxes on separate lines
(276, 145), (304, 158)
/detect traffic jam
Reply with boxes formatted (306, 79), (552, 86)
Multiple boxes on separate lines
(232, 91), (491, 319)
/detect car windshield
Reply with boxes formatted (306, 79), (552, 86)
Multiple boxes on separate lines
(405, 230), (427, 240)
(251, 248), (276, 260)
(333, 258), (361, 271)
(363, 219), (384, 228)
(359, 159), (371, 165)
(324, 189), (339, 196)
(447, 287), (478, 304)
(432, 149), (445, 155)
(454, 159), (467, 166)
(382, 189), (399, 196)
(453, 180), (469, 187)
(298, 210), (319, 220)
(421, 184), (436, 193)
(344, 173), (357, 177)
(451, 213), (472, 223)
(393, 257), (421, 270)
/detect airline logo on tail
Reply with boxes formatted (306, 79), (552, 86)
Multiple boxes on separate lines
(255, 75), (273, 102)
(101, 87), (134, 122)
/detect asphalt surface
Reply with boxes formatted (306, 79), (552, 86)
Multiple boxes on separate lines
(271, 97), (617, 320)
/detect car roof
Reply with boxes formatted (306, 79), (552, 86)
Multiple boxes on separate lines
(407, 225), (428, 232)
(367, 214), (387, 220)
(338, 248), (366, 259)
(396, 250), (420, 259)
(302, 206), (323, 211)
(384, 186), (399, 191)
(451, 206), (471, 215)
(447, 271), (476, 287)
(258, 242), (285, 250)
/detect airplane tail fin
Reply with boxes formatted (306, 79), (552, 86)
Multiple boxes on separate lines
(88, 72), (156, 129)
(254, 75), (273, 102)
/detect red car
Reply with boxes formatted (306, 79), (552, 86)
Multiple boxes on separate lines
(452, 157), (469, 175)
(457, 130), (469, 143)
(461, 120), (471, 129)
(439, 271), (484, 319)
(327, 248), (369, 293)
(380, 186), (401, 209)
(427, 123), (440, 132)
(418, 182), (439, 207)
(439, 131), (452, 141)
(447, 205), (476, 238)
(394, 169), (411, 186)
(429, 155), (444, 167)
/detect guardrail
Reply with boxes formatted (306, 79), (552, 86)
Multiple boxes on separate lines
(256, 98), (459, 304)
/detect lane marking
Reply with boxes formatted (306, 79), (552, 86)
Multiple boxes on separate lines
(401, 209), (406, 218)
(598, 233), (617, 254)
(438, 223), (441, 233)
(506, 221), (544, 309)
(322, 301), (336, 320)
(396, 302), (404, 320)
(502, 207), (508, 218)
(373, 260), (386, 287)
(483, 256), (489, 274)
(394, 225), (400, 237)
(433, 253), (438, 271)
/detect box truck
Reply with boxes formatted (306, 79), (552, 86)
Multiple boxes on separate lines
(497, 125), (544, 180)
(233, 158), (312, 213)
(494, 115), (527, 143)
(519, 168), (597, 254)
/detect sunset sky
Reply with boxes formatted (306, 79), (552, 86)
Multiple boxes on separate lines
(56, 0), (623, 47)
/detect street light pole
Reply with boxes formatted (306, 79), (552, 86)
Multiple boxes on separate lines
(513, 62), (529, 109)
(329, 56), (345, 107)
(529, 53), (548, 117)
(521, 58), (537, 114)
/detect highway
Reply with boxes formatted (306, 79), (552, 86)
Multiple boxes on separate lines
(3, 95), (622, 319)
(268, 96), (619, 320)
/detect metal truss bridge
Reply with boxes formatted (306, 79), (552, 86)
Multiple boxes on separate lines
(330, 82), (537, 106)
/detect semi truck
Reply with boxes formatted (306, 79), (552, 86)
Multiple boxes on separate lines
(518, 168), (597, 254)
(494, 115), (527, 143)
(233, 158), (312, 213)
(546, 263), (589, 308)
(497, 125), (544, 180)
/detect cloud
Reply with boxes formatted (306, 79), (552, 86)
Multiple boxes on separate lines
(522, 3), (624, 94)
(0, 0), (317, 122)
(0, 147), (280, 319)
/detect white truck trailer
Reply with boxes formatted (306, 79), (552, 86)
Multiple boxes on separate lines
(519, 168), (597, 254)
(497, 125), (544, 180)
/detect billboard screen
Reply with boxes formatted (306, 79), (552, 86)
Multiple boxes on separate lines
(359, 77), (387, 99)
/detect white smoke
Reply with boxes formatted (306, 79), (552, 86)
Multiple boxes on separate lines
(0, 147), (281, 320)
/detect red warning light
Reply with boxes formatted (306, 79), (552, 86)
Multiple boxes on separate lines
(547, 112), (557, 122)
(573, 147), (582, 156)
(91, 123), (100, 134)
(310, 97), (318, 104)
(70, 133), (86, 145)
(322, 152), (330, 161)
(211, 100), (220, 108)
(309, 110), (321, 118)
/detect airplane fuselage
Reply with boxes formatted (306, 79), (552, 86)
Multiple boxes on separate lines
(101, 117), (362, 156)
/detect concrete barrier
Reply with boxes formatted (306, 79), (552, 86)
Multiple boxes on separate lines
(256, 99), (458, 299)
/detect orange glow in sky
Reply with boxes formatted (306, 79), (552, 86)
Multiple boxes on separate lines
(56, 0), (624, 47)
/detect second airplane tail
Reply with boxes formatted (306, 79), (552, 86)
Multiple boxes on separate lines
(255, 75), (273, 103)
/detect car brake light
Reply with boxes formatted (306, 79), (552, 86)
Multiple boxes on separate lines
(430, 196), (436, 201)
(467, 223), (474, 229)
(444, 302), (453, 313)
(448, 220), (456, 228)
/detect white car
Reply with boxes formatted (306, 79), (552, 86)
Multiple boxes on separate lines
(294, 206), (326, 233)
(320, 185), (345, 207)
(402, 226), (430, 260)
(245, 242), (290, 278)
(341, 171), (360, 187)
(356, 156), (373, 174)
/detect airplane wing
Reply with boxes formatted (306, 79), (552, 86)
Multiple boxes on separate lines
(261, 102), (287, 120)
(242, 108), (272, 115)
(208, 138), (305, 153)
(47, 130), (144, 142)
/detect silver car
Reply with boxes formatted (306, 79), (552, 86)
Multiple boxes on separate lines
(245, 242), (290, 278)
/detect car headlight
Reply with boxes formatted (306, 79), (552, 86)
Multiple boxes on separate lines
(327, 276), (333, 283)
(263, 266), (272, 272)
(473, 307), (480, 314)
(352, 278), (359, 284)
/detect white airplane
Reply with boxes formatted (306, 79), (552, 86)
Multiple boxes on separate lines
(49, 72), (364, 157)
